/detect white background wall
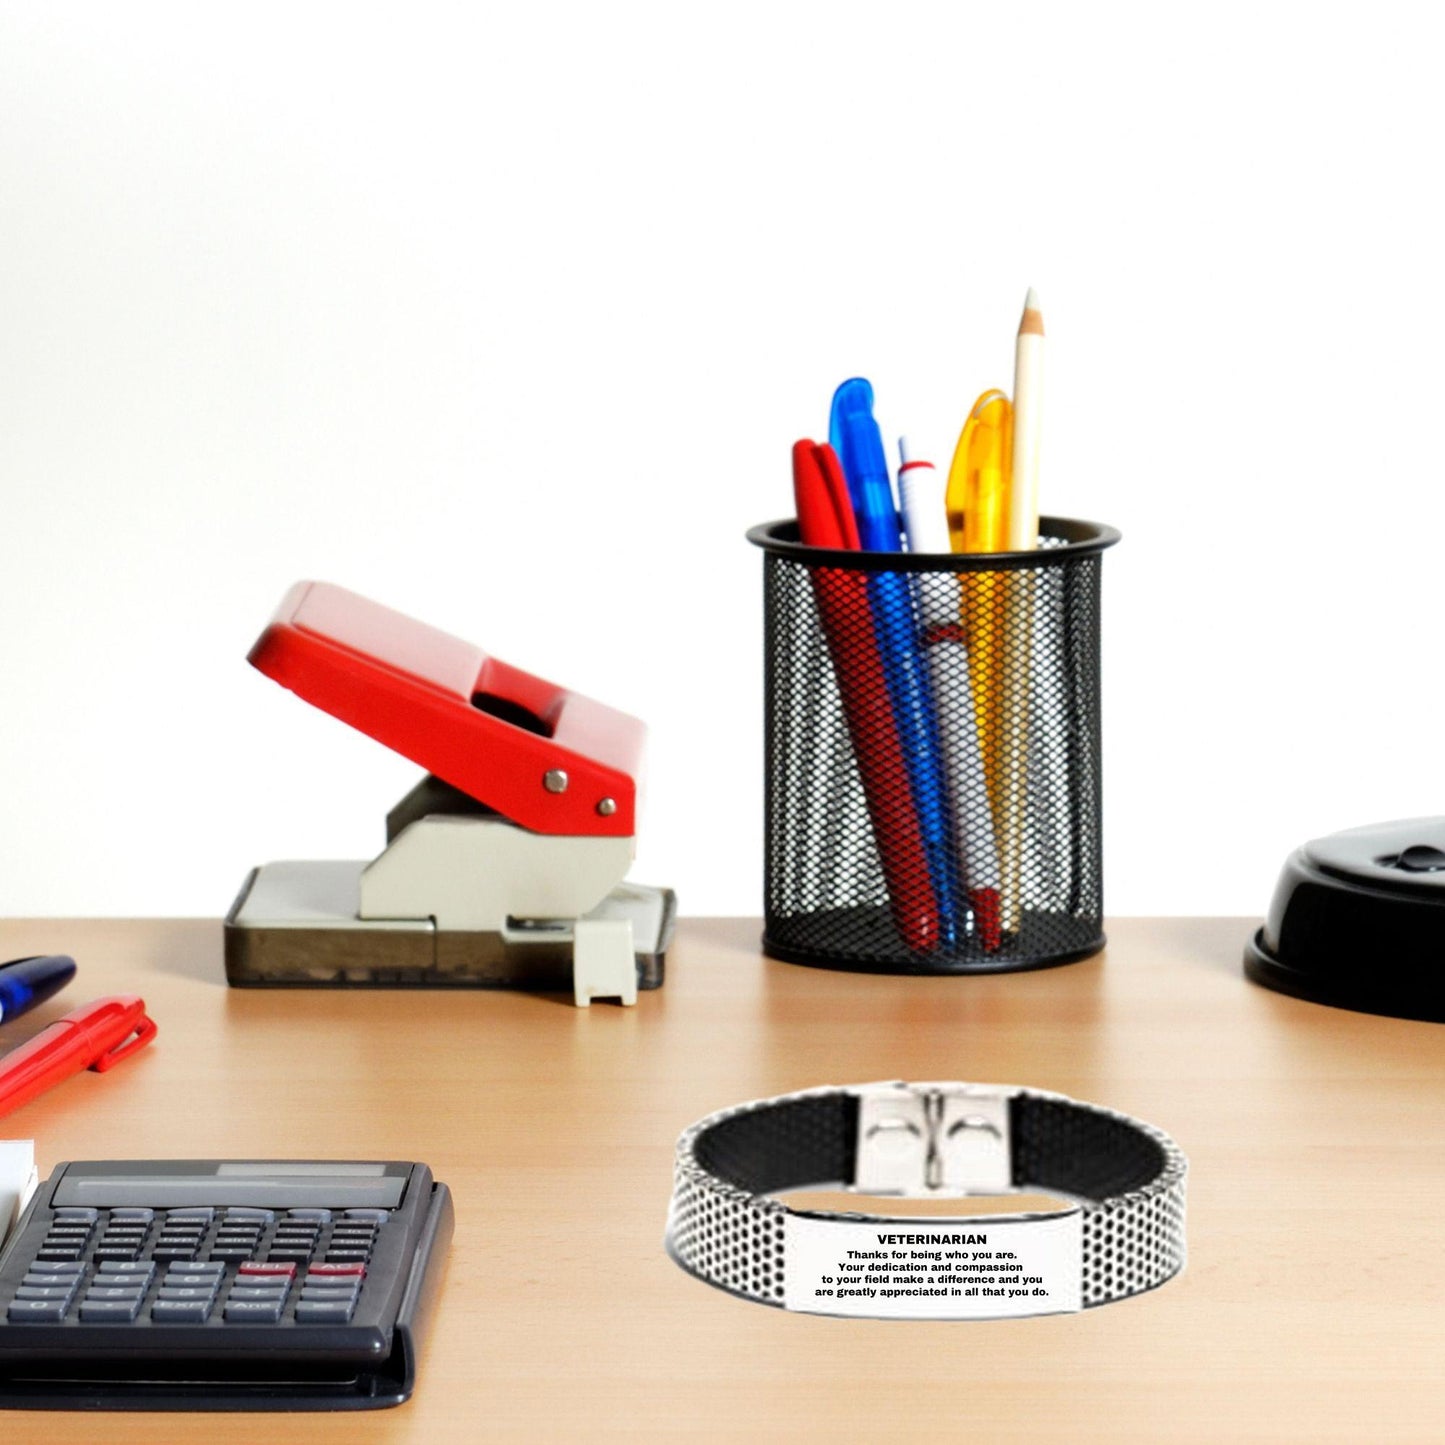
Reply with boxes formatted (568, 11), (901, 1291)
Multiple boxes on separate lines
(2, 3), (1441, 920)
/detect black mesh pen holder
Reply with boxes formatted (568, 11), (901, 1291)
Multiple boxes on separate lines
(749, 517), (1121, 975)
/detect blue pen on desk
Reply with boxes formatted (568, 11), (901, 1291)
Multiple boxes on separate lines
(0, 955), (77, 1024)
(829, 378), (958, 948)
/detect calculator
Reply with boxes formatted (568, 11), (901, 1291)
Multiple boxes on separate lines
(0, 1159), (453, 1411)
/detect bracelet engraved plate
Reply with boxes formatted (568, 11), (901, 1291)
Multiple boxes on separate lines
(665, 1082), (1187, 1319)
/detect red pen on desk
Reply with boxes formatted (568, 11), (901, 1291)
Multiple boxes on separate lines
(793, 440), (940, 953)
(0, 996), (157, 1119)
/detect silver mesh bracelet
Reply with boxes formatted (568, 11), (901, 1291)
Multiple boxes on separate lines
(666, 1082), (1186, 1320)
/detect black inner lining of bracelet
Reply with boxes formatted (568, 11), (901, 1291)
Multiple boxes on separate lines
(691, 1094), (1166, 1201)
(693, 1095), (858, 1193)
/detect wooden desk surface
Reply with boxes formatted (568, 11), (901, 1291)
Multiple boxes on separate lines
(0, 916), (1441, 1442)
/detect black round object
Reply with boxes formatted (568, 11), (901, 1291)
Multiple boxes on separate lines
(1245, 818), (1445, 1022)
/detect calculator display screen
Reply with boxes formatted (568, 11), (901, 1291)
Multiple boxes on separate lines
(217, 1163), (387, 1177)
(52, 1160), (409, 1209)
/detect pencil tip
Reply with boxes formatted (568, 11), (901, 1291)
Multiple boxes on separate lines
(1019, 288), (1044, 337)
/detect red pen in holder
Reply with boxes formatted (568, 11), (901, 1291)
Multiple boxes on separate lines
(792, 440), (940, 954)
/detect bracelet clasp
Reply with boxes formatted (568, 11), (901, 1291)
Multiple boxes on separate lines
(851, 1082), (1016, 1198)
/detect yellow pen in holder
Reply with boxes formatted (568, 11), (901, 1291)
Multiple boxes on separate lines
(947, 389), (1012, 555)
(947, 390), (1028, 938)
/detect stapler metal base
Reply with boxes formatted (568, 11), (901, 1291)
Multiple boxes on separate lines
(224, 861), (675, 991)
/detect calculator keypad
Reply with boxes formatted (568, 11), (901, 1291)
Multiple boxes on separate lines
(4, 1206), (386, 1326)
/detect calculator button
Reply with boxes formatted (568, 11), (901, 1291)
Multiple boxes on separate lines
(84, 1285), (149, 1302)
(295, 1300), (356, 1323)
(35, 1247), (84, 1260)
(227, 1282), (288, 1298)
(207, 1245), (255, 1261)
(158, 1222), (208, 1237)
(26, 1260), (86, 1276)
(265, 1248), (316, 1264)
(94, 1261), (156, 1279)
(223, 1299), (284, 1324)
(53, 1208), (100, 1223)
(286, 1209), (332, 1223)
(165, 1261), (225, 1278)
(7, 1299), (68, 1322)
(109, 1208), (156, 1223)
(164, 1208), (215, 1223)
(224, 1209), (276, 1225)
(15, 1284), (79, 1300)
(92, 1246), (144, 1262)
(152, 1244), (199, 1262)
(238, 1262), (296, 1278)
(299, 1283), (359, 1302)
(342, 1209), (389, 1224)
(306, 1262), (366, 1278)
(156, 1285), (220, 1302)
(325, 1250), (372, 1263)
(150, 1300), (214, 1324)
(80, 1299), (144, 1323)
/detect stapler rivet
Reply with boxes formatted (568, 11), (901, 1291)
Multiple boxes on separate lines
(597, 798), (617, 817)
(543, 769), (569, 794)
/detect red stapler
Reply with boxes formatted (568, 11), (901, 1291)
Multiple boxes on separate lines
(224, 582), (675, 1005)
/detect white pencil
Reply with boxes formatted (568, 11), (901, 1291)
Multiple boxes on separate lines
(1008, 288), (1044, 551)
(997, 288), (1044, 936)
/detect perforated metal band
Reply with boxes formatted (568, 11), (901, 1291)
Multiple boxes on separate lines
(665, 1082), (1186, 1319)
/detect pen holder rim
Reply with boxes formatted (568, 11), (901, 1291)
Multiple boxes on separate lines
(746, 516), (1120, 571)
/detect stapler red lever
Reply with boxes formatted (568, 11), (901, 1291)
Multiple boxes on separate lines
(224, 582), (675, 1005)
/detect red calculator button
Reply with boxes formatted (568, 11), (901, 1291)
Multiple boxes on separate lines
(306, 1263), (366, 1278)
